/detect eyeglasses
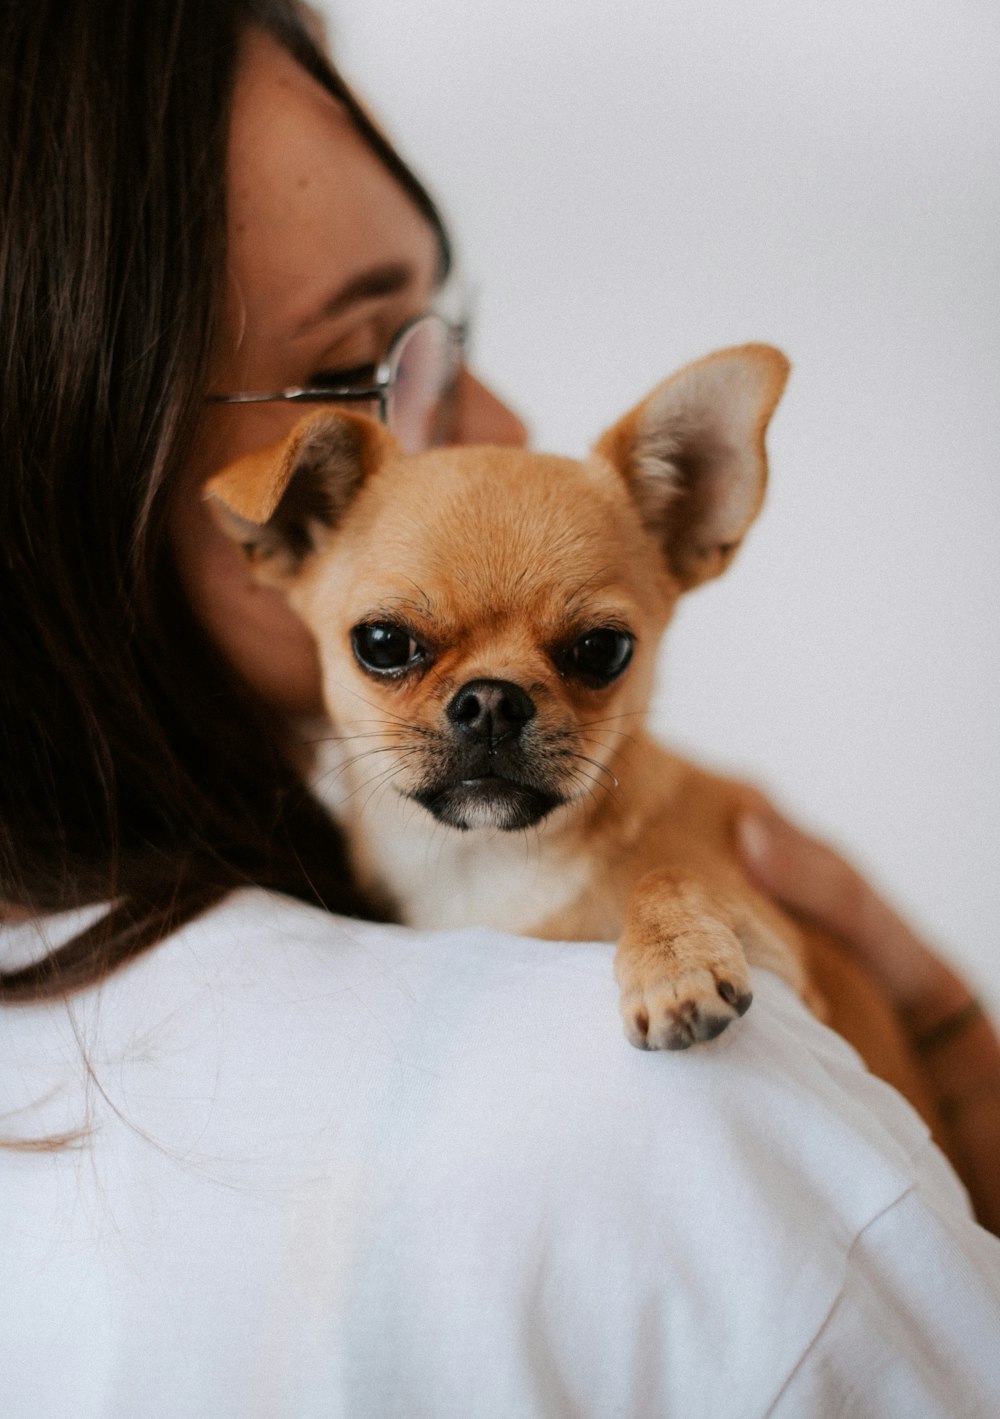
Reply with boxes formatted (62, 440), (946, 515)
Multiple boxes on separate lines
(205, 310), (467, 455)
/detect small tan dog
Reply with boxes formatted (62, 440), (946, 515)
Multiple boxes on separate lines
(205, 344), (952, 1132)
(207, 344), (830, 1052)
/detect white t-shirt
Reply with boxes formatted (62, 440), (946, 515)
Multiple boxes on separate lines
(2, 889), (999, 1418)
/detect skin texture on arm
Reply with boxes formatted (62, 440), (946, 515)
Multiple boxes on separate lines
(737, 802), (1000, 1236)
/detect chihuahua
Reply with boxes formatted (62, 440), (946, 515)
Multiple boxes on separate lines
(207, 345), (819, 1051)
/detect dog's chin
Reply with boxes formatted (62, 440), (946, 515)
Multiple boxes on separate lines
(410, 776), (563, 832)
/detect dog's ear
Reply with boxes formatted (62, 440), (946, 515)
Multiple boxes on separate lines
(204, 410), (396, 573)
(594, 345), (790, 590)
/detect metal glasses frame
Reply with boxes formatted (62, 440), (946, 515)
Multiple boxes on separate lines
(204, 311), (467, 429)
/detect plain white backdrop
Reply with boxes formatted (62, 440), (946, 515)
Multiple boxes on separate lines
(319, 0), (999, 1009)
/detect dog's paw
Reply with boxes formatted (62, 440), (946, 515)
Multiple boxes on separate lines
(617, 929), (753, 1051)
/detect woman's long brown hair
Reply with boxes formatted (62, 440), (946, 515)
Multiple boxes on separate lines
(0, 0), (448, 1001)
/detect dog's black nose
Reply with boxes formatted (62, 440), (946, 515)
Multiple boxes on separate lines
(446, 679), (536, 744)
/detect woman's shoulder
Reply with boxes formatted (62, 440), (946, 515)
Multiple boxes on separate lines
(0, 883), (954, 1161)
(3, 886), (999, 1418)
(0, 882), (963, 1218)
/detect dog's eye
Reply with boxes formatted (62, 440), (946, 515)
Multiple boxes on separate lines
(351, 621), (426, 675)
(558, 629), (634, 686)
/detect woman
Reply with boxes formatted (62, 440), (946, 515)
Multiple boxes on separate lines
(2, 3), (999, 1413)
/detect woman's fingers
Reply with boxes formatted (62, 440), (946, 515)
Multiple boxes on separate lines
(735, 803), (946, 1015)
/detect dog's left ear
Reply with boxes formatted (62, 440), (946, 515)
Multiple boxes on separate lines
(594, 344), (790, 590)
(204, 411), (396, 574)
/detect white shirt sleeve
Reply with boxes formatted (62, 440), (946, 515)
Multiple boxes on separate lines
(3, 889), (1000, 1418)
(768, 1169), (1000, 1417)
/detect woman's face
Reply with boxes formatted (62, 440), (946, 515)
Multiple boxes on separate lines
(172, 29), (526, 715)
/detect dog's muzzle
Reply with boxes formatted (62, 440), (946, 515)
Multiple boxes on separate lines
(411, 678), (562, 831)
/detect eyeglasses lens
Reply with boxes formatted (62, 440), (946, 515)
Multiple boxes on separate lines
(386, 316), (460, 454)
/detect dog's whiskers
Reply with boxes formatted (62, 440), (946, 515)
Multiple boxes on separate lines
(347, 758), (420, 815)
(313, 743), (426, 802)
(559, 751), (622, 810)
(573, 752), (620, 790)
(577, 709), (645, 730)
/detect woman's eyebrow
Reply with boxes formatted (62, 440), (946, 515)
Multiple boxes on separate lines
(293, 261), (417, 337)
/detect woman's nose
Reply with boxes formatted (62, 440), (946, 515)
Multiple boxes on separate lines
(451, 368), (529, 448)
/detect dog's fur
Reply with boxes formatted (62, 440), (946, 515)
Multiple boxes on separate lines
(205, 345), (945, 1121)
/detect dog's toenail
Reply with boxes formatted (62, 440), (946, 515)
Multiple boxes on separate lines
(700, 1014), (730, 1042)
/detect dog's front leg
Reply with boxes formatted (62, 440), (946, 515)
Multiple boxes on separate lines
(615, 868), (762, 1050)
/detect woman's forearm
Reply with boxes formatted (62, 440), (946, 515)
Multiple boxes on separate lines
(738, 805), (1000, 1235)
(902, 982), (1000, 1235)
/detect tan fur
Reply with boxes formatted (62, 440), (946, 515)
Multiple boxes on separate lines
(204, 345), (944, 1128)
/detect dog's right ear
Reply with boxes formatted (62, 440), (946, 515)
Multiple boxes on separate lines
(204, 411), (395, 574)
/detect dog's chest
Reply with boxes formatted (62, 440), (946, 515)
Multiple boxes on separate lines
(367, 810), (592, 934)
(308, 733), (591, 934)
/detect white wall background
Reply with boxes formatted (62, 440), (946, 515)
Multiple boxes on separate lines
(320, 0), (1000, 1011)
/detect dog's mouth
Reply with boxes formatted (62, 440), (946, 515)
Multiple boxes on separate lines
(409, 774), (563, 831)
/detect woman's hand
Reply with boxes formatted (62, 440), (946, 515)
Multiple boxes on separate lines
(735, 798), (1000, 1235)
(736, 801), (960, 1027)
